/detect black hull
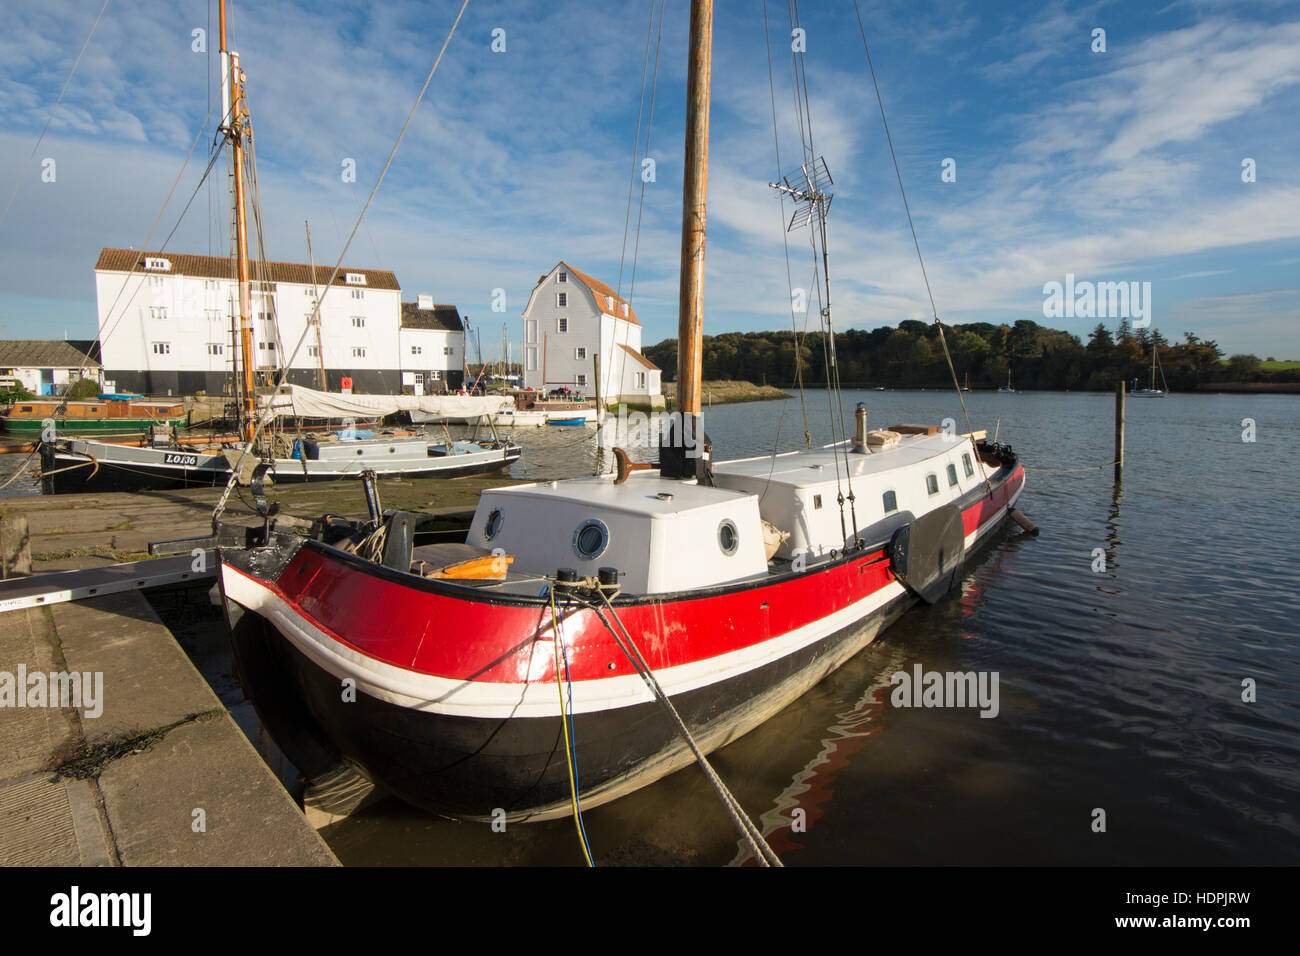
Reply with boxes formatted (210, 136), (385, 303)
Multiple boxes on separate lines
(41, 451), (519, 495)
(228, 588), (912, 822)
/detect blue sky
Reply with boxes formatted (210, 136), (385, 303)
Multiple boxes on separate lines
(1, 0), (1297, 359)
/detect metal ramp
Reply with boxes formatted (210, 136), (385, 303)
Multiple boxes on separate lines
(0, 552), (215, 614)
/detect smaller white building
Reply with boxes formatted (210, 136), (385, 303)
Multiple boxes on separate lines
(399, 296), (466, 394)
(521, 262), (661, 405)
(0, 340), (101, 395)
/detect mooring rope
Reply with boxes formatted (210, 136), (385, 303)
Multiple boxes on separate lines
(548, 587), (595, 866)
(586, 586), (783, 867)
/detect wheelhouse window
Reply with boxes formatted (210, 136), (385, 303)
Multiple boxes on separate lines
(926, 473), (939, 496)
(882, 490), (897, 513)
(962, 453), (974, 477)
(947, 463), (959, 487)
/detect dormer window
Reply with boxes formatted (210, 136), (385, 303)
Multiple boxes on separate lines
(558, 271), (567, 283)
(606, 296), (614, 309)
(622, 303), (628, 317)
(144, 257), (171, 271)
(345, 273), (366, 285)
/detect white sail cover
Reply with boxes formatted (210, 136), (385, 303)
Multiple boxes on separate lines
(261, 385), (513, 421)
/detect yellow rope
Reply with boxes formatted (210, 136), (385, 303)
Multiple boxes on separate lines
(549, 588), (594, 867)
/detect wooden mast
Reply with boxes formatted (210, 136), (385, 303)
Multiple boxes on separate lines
(676, 0), (712, 421)
(219, 0), (257, 444)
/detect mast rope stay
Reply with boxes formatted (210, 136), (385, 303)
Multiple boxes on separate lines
(212, 0), (472, 524)
(850, 0), (991, 496)
(586, 587), (783, 867)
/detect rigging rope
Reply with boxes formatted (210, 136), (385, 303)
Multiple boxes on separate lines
(0, 0), (111, 231)
(850, 0), (992, 497)
(212, 0), (472, 524)
(548, 588), (595, 866)
(587, 587), (783, 867)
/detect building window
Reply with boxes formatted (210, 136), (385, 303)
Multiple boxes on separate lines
(526, 347), (538, 371)
(410, 345), (422, 355)
(351, 289), (364, 300)
(575, 347), (587, 360)
(557, 317), (568, 333)
(308, 346), (319, 357)
(149, 306), (167, 320)
(576, 373), (588, 387)
(205, 309), (220, 322)
(962, 453), (974, 477)
(430, 370), (441, 380)
(556, 292), (567, 308)
(947, 463), (959, 487)
(151, 342), (170, 355)
(306, 314), (320, 326)
(259, 341), (276, 351)
(883, 490), (897, 513)
(144, 257), (171, 271)
(525, 318), (537, 343)
(635, 371), (646, 389)
(207, 343), (223, 355)
(148, 276), (164, 290)
(352, 347), (366, 358)
(351, 316), (365, 327)
(926, 473), (939, 496)
(204, 279), (219, 291)
(345, 273), (366, 285)
(558, 271), (567, 283)
(443, 347), (453, 356)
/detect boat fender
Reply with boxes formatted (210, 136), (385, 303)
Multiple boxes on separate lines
(888, 502), (967, 605)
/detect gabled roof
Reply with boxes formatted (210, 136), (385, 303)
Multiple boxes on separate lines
(530, 261), (639, 326)
(619, 344), (658, 370)
(0, 339), (101, 370)
(94, 248), (401, 291)
(400, 301), (464, 332)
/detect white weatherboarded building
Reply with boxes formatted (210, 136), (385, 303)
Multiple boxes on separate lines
(94, 248), (403, 396)
(399, 296), (466, 394)
(521, 262), (661, 405)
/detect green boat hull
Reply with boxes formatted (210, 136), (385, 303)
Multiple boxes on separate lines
(0, 417), (187, 435)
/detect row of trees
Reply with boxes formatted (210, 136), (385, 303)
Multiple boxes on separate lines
(644, 319), (1295, 391)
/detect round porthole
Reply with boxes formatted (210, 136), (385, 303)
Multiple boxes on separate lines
(573, 518), (609, 561)
(718, 519), (739, 556)
(484, 508), (504, 540)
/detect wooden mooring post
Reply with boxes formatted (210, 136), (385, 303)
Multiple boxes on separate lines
(1114, 381), (1126, 483)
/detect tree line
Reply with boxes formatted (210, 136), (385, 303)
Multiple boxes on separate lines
(643, 319), (1297, 391)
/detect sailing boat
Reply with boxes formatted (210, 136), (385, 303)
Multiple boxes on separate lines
(38, 4), (520, 494)
(1131, 340), (1168, 397)
(998, 369), (1015, 393)
(217, 0), (1026, 825)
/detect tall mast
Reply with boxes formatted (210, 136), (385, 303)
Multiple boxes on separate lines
(676, 0), (712, 421)
(220, 0), (256, 444)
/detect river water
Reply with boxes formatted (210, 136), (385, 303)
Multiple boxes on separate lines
(12, 389), (1299, 865)
(325, 389), (1300, 865)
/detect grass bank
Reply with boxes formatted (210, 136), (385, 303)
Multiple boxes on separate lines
(659, 380), (790, 408)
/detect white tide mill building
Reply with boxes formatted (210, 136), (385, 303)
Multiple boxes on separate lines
(521, 262), (661, 405)
(94, 248), (404, 396)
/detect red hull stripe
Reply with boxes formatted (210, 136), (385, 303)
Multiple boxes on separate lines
(229, 465), (1023, 688)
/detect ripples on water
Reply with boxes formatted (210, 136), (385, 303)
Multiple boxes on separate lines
(321, 390), (1300, 865)
(12, 392), (1298, 864)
